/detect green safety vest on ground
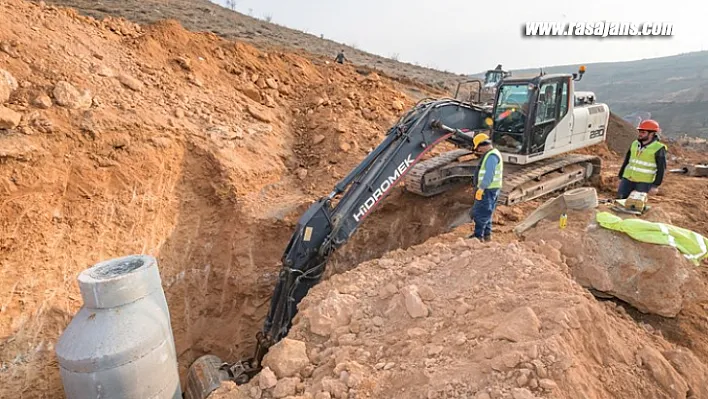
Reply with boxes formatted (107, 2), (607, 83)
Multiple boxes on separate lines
(478, 148), (503, 189)
(622, 140), (666, 183)
(596, 211), (708, 265)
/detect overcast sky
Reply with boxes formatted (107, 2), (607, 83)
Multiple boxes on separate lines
(212, 0), (706, 74)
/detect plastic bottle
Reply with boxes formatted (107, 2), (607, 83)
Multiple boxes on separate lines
(559, 212), (568, 229)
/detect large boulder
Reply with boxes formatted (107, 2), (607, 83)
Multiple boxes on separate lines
(525, 209), (708, 317)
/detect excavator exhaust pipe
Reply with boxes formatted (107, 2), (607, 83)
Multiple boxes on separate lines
(183, 355), (232, 399)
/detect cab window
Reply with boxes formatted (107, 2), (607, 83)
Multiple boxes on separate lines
(493, 83), (531, 133)
(559, 79), (569, 117)
(534, 82), (559, 125)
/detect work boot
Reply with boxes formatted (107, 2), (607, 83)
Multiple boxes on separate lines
(483, 235), (491, 242)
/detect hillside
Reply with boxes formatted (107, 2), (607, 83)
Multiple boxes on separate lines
(38, 0), (708, 138)
(34, 0), (466, 92)
(475, 51), (708, 137)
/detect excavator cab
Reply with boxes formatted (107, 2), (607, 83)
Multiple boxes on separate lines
(403, 64), (607, 205)
(490, 65), (592, 162)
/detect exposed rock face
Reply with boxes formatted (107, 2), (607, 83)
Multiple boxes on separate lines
(526, 209), (708, 317)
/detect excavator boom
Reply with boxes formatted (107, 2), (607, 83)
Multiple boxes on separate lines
(183, 98), (490, 399)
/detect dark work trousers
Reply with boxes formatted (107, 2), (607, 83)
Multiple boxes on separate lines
(470, 188), (500, 239)
(617, 178), (653, 199)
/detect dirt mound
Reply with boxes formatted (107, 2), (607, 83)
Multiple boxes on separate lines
(606, 113), (638, 155)
(42, 0), (465, 92)
(210, 236), (708, 399)
(0, 1), (479, 397)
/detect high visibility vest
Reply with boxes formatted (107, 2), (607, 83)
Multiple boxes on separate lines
(596, 211), (708, 265)
(478, 148), (503, 189)
(622, 140), (666, 183)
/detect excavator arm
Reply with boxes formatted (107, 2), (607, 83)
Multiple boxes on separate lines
(183, 99), (489, 399)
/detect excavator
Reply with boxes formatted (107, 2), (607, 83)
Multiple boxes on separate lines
(405, 65), (609, 204)
(452, 64), (511, 110)
(183, 65), (610, 399)
(481, 64), (511, 102)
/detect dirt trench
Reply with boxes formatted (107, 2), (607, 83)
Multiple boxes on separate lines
(156, 144), (476, 385)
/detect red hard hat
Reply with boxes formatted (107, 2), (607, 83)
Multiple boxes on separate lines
(638, 119), (660, 132)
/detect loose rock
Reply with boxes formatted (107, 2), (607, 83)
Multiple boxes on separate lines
(261, 338), (311, 378)
(402, 285), (429, 318)
(52, 81), (91, 109)
(0, 106), (21, 129)
(32, 94), (52, 109)
(0, 69), (18, 103)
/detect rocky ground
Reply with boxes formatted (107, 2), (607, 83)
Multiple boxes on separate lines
(39, 0), (467, 92)
(1, 1), (707, 398)
(212, 211), (708, 399)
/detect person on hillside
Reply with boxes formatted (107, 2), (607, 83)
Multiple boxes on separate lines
(617, 119), (667, 199)
(468, 133), (504, 241)
(335, 50), (346, 64)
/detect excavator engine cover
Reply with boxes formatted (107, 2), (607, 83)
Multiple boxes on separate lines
(184, 355), (232, 399)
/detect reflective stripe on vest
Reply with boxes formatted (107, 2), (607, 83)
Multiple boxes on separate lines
(478, 148), (503, 189)
(596, 211), (708, 265)
(622, 140), (666, 183)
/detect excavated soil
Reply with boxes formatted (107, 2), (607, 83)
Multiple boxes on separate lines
(211, 235), (708, 399)
(0, 1), (477, 397)
(1, 1), (708, 399)
(40, 0), (466, 91)
(606, 113), (639, 155)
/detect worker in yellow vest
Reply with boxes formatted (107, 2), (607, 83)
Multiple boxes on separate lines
(617, 119), (667, 199)
(468, 133), (503, 241)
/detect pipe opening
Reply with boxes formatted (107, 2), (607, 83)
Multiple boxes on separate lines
(90, 256), (146, 279)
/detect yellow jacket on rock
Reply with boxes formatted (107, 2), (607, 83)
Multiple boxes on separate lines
(596, 212), (708, 265)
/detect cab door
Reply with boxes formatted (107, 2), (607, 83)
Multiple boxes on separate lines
(528, 77), (571, 156)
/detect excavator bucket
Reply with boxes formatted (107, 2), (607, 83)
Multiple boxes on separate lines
(183, 355), (231, 399)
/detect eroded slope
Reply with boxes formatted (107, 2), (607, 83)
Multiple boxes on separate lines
(212, 235), (708, 399)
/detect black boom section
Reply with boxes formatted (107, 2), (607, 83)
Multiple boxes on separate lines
(329, 100), (486, 246)
(256, 99), (487, 366)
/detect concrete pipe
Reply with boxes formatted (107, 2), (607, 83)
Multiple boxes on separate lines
(563, 187), (598, 210)
(55, 255), (182, 399)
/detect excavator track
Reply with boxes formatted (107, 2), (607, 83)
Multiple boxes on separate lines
(404, 151), (602, 205)
(499, 154), (601, 205)
(405, 149), (475, 197)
